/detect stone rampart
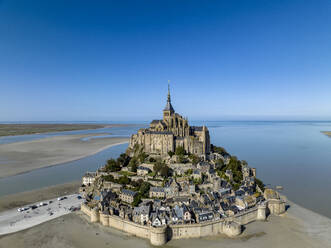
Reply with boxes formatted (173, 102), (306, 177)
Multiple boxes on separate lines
(80, 201), (284, 246)
(99, 212), (151, 240)
(81, 203), (92, 217)
(267, 199), (286, 215)
(232, 207), (259, 225)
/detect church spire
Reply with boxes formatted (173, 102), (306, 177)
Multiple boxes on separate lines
(163, 80), (174, 113)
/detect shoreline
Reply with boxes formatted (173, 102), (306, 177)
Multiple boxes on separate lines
(0, 123), (136, 137)
(0, 135), (129, 179)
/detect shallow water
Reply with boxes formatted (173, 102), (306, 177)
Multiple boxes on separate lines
(0, 121), (331, 218)
(205, 121), (331, 218)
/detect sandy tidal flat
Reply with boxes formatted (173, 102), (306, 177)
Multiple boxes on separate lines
(322, 131), (331, 138)
(0, 181), (80, 212)
(0, 134), (128, 178)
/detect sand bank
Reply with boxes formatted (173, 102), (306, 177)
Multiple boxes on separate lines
(0, 124), (106, 137)
(0, 181), (80, 212)
(0, 200), (330, 248)
(0, 134), (129, 178)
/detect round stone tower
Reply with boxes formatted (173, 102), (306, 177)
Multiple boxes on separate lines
(150, 226), (167, 246)
(257, 202), (267, 221)
(222, 221), (242, 237)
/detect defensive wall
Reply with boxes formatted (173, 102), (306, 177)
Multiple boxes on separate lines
(80, 199), (284, 246)
(82, 203), (241, 246)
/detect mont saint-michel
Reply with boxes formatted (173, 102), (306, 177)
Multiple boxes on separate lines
(79, 88), (286, 246)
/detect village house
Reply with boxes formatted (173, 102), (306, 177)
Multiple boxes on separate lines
(218, 187), (231, 197)
(193, 169), (202, 180)
(149, 187), (166, 198)
(82, 172), (96, 185)
(137, 166), (151, 176)
(133, 204), (150, 224)
(171, 205), (184, 224)
(120, 189), (137, 204)
(235, 195), (256, 210)
(196, 210), (214, 223)
(182, 204), (192, 222)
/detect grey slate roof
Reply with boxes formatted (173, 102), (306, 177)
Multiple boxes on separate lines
(164, 100), (175, 112)
(151, 120), (162, 124)
(150, 187), (165, 193)
(121, 189), (137, 197)
(191, 126), (203, 131)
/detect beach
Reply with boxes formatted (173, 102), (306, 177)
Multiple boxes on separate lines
(0, 134), (129, 178)
(0, 198), (330, 248)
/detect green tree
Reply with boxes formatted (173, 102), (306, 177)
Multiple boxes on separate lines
(132, 194), (142, 207)
(189, 154), (200, 165)
(117, 153), (131, 167)
(118, 175), (130, 185)
(233, 183), (240, 191)
(215, 159), (224, 170)
(255, 178), (265, 191)
(175, 146), (186, 156)
(153, 160), (164, 174)
(210, 144), (229, 156)
(185, 169), (193, 175)
(102, 175), (114, 182)
(105, 159), (121, 172)
(128, 157), (138, 172)
(178, 154), (187, 163)
(139, 182), (151, 197)
(160, 165), (171, 178)
(138, 152), (148, 163)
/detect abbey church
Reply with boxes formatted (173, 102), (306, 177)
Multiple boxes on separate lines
(129, 86), (210, 159)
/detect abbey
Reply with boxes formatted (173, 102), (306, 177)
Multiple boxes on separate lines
(129, 86), (210, 159)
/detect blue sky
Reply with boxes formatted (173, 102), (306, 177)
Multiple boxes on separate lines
(0, 0), (330, 122)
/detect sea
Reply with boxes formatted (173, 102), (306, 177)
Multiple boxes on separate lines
(0, 121), (330, 219)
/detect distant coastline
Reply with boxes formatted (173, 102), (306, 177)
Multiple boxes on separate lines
(0, 123), (134, 137)
(321, 131), (331, 138)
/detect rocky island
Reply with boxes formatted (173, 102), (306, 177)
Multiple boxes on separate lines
(79, 87), (286, 246)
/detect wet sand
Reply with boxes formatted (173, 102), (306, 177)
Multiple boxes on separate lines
(0, 134), (129, 178)
(0, 200), (330, 248)
(0, 181), (80, 212)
